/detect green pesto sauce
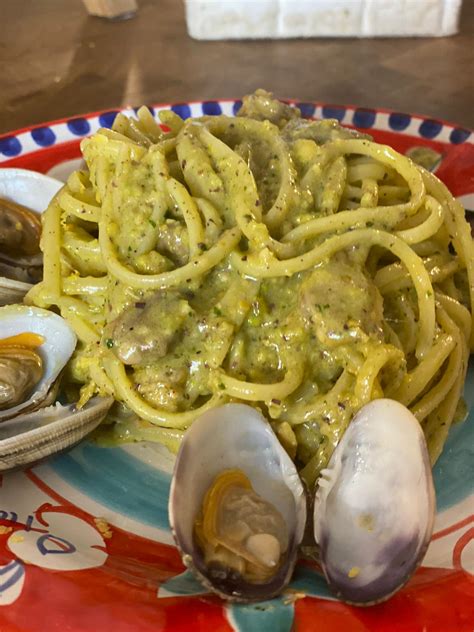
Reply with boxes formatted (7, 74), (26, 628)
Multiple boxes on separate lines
(74, 91), (442, 488)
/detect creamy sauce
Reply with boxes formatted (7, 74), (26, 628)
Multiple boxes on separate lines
(39, 89), (470, 483)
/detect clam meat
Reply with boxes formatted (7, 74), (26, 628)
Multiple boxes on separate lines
(0, 197), (42, 281)
(169, 403), (307, 601)
(0, 331), (44, 410)
(0, 304), (76, 421)
(313, 398), (436, 605)
(0, 168), (63, 305)
(194, 468), (290, 585)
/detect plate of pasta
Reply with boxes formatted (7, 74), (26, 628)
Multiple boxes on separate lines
(0, 91), (473, 632)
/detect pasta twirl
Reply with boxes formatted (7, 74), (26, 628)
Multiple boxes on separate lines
(29, 90), (474, 487)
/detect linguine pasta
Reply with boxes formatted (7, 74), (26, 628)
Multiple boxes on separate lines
(29, 90), (474, 487)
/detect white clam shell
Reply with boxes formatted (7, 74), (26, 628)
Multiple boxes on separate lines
(0, 304), (77, 421)
(0, 168), (63, 306)
(313, 398), (435, 605)
(169, 403), (307, 602)
(0, 396), (113, 472)
(0, 168), (63, 213)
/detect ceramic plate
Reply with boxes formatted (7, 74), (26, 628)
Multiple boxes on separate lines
(0, 101), (473, 632)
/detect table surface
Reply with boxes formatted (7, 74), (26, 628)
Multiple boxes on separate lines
(1, 0), (473, 135)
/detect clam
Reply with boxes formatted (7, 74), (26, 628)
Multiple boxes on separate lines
(0, 168), (63, 306)
(169, 399), (435, 604)
(0, 304), (112, 470)
(313, 398), (435, 605)
(0, 396), (112, 472)
(169, 403), (307, 601)
(0, 304), (76, 421)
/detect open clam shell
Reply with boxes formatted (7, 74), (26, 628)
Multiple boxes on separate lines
(169, 403), (307, 602)
(0, 168), (63, 306)
(313, 399), (436, 605)
(0, 304), (77, 421)
(0, 396), (113, 472)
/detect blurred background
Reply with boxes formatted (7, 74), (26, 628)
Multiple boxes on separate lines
(1, 0), (473, 134)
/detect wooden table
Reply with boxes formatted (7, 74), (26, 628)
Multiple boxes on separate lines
(1, 0), (473, 134)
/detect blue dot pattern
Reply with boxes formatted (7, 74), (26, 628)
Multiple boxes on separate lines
(233, 100), (243, 115)
(353, 108), (376, 128)
(31, 126), (56, 147)
(388, 112), (411, 131)
(171, 103), (191, 120)
(67, 118), (91, 136)
(98, 111), (119, 128)
(296, 102), (316, 118)
(419, 119), (443, 139)
(450, 127), (471, 144)
(202, 101), (222, 116)
(3, 101), (466, 172)
(321, 105), (346, 121)
(0, 136), (22, 157)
